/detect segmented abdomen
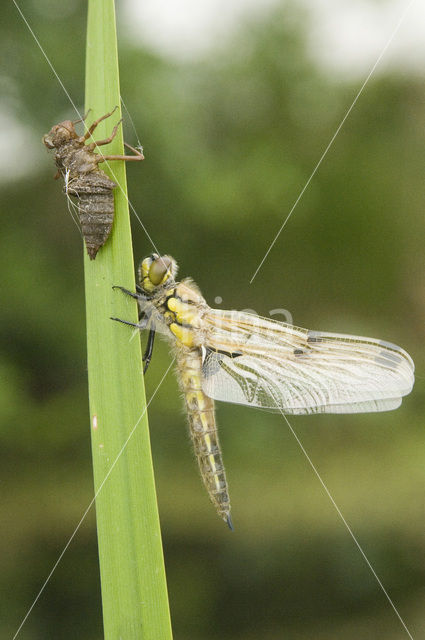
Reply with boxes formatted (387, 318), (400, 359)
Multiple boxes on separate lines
(66, 172), (117, 260)
(176, 347), (231, 526)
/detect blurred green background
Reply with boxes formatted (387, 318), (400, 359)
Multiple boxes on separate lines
(1, 1), (424, 638)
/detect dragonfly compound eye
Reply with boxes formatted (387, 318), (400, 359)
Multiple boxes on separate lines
(149, 255), (174, 286)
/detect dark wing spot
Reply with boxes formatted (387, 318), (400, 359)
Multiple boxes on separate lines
(212, 347), (243, 358)
(307, 337), (320, 344)
(202, 349), (224, 377)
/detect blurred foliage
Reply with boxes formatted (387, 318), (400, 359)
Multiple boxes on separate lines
(1, 1), (424, 639)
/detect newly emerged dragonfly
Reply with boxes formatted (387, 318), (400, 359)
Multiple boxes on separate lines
(113, 254), (415, 528)
(43, 107), (143, 259)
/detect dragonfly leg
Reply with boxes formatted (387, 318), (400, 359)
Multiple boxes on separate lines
(91, 118), (123, 148)
(124, 141), (144, 156)
(143, 329), (156, 374)
(110, 316), (142, 329)
(73, 109), (91, 125)
(113, 284), (150, 302)
(81, 106), (118, 141)
(98, 147), (144, 162)
(112, 285), (142, 301)
(92, 128), (144, 162)
(137, 310), (151, 329)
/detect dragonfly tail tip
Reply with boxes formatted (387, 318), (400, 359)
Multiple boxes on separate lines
(226, 514), (234, 531)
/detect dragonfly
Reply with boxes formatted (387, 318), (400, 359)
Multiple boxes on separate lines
(112, 254), (415, 529)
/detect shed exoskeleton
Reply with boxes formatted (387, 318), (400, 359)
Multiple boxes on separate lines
(43, 107), (143, 259)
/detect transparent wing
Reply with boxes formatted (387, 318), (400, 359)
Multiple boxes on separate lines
(201, 310), (414, 415)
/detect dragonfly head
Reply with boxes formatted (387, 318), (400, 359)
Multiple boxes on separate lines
(43, 120), (78, 149)
(138, 254), (177, 294)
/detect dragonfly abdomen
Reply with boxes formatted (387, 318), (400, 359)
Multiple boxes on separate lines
(66, 173), (117, 260)
(176, 348), (231, 527)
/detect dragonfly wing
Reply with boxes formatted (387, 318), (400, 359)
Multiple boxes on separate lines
(201, 310), (414, 414)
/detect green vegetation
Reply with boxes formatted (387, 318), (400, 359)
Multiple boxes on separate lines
(83, 1), (172, 638)
(1, 2), (423, 639)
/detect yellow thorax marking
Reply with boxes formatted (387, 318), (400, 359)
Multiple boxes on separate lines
(169, 323), (195, 348)
(167, 296), (201, 328)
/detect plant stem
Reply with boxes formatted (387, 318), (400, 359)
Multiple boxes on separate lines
(84, 1), (173, 637)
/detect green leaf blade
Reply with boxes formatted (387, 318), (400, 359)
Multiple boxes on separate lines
(84, 2), (173, 638)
